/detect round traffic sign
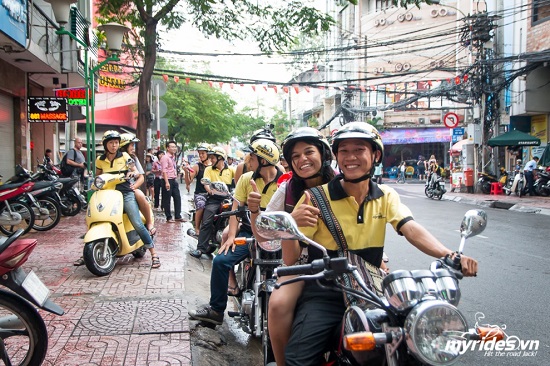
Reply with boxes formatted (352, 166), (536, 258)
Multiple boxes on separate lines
(443, 112), (459, 128)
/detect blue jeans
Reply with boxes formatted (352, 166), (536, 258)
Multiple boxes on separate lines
(122, 191), (153, 249)
(209, 230), (252, 313)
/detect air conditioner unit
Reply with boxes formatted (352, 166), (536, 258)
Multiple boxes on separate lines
(418, 116), (428, 124)
(395, 63), (403, 72)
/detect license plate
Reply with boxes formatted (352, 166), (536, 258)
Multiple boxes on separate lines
(22, 271), (50, 307)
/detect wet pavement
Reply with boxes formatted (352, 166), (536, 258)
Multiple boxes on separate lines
(17, 180), (550, 365)
(24, 200), (193, 365)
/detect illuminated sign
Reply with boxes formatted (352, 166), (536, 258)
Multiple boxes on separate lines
(28, 97), (68, 123)
(54, 88), (90, 106)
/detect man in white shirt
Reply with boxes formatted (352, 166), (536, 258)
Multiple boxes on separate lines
(523, 156), (539, 196)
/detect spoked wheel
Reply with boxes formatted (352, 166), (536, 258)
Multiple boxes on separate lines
(32, 197), (61, 231)
(0, 290), (48, 366)
(262, 294), (275, 365)
(61, 195), (82, 217)
(424, 187), (434, 198)
(83, 239), (117, 276)
(0, 202), (35, 236)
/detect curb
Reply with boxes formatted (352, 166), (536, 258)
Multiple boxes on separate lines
(443, 195), (550, 216)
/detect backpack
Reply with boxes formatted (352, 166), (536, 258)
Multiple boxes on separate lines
(59, 151), (75, 177)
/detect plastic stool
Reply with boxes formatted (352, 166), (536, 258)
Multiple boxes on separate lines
(490, 182), (503, 195)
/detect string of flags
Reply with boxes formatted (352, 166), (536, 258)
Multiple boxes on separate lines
(159, 73), (470, 94)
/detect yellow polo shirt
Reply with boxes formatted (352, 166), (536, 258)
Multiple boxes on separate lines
(96, 151), (133, 192)
(233, 171), (278, 208)
(203, 165), (234, 186)
(295, 177), (413, 267)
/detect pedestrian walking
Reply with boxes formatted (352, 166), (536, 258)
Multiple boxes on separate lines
(152, 150), (164, 211)
(161, 141), (184, 222)
(417, 155), (426, 181)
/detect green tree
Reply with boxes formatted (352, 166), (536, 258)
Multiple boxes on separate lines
(271, 111), (294, 143)
(96, 0), (348, 162)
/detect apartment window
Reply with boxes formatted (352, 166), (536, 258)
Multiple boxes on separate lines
(533, 0), (550, 24)
(376, 0), (391, 12)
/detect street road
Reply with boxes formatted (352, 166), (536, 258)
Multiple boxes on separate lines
(386, 184), (549, 366)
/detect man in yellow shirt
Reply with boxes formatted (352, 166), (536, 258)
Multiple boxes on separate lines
(190, 146), (235, 258)
(189, 138), (282, 325)
(282, 122), (479, 365)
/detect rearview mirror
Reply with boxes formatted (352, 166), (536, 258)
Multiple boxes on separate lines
(460, 209), (487, 239)
(255, 211), (305, 240)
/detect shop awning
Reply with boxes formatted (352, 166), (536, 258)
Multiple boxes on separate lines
(487, 130), (541, 147)
(539, 145), (550, 167)
(450, 139), (472, 153)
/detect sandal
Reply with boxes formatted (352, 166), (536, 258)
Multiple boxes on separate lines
(151, 256), (161, 269)
(227, 285), (241, 297)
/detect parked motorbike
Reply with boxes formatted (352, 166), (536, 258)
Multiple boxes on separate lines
(0, 229), (64, 364)
(227, 234), (282, 365)
(255, 210), (502, 366)
(186, 178), (233, 253)
(4, 165), (62, 231)
(83, 159), (151, 276)
(504, 169), (526, 196)
(477, 167), (507, 194)
(534, 166), (550, 197)
(0, 180), (36, 236)
(33, 162), (85, 216)
(424, 172), (446, 200)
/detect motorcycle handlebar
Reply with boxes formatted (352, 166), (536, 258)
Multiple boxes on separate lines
(215, 208), (247, 219)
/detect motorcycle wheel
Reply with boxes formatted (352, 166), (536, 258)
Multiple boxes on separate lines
(540, 186), (550, 197)
(424, 187), (434, 198)
(0, 290), (49, 366)
(436, 191), (443, 200)
(480, 181), (491, 194)
(32, 197), (61, 231)
(518, 181), (524, 197)
(131, 246), (147, 258)
(0, 201), (35, 236)
(83, 239), (117, 277)
(262, 294), (275, 365)
(61, 195), (82, 217)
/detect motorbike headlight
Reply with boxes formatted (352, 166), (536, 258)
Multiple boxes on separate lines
(94, 177), (105, 189)
(257, 239), (281, 252)
(405, 300), (468, 366)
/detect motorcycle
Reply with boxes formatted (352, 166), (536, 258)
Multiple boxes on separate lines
(4, 165), (62, 231)
(534, 166), (550, 197)
(255, 210), (503, 366)
(0, 229), (64, 364)
(504, 169), (526, 197)
(0, 180), (36, 236)
(83, 159), (151, 276)
(186, 178), (233, 253)
(477, 167), (507, 194)
(227, 234), (282, 365)
(424, 172), (446, 200)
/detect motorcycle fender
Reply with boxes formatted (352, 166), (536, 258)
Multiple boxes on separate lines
(0, 268), (64, 315)
(84, 223), (118, 245)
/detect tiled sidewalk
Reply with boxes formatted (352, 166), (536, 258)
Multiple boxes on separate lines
(23, 210), (191, 366)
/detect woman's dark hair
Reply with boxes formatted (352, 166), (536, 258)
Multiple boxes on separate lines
(45, 149), (52, 154)
(287, 142), (335, 204)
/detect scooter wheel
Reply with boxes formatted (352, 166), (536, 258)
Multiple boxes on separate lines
(84, 239), (117, 276)
(61, 196), (82, 217)
(424, 187), (434, 198)
(0, 289), (49, 365)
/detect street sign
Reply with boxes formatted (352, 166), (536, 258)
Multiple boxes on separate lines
(453, 127), (465, 136)
(27, 97), (68, 123)
(443, 112), (459, 128)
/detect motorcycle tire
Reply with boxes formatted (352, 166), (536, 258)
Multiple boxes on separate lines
(0, 201), (35, 236)
(61, 195), (82, 217)
(131, 246), (147, 258)
(480, 181), (491, 194)
(424, 187), (434, 198)
(32, 197), (61, 231)
(518, 181), (524, 197)
(540, 186), (550, 197)
(262, 294), (275, 365)
(0, 289), (49, 366)
(83, 239), (117, 277)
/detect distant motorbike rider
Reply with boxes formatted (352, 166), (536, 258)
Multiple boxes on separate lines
(189, 138), (282, 325)
(189, 146), (235, 258)
(280, 122), (477, 365)
(184, 145), (212, 236)
(96, 130), (160, 269)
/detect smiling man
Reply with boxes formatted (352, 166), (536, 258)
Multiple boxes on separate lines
(282, 122), (479, 366)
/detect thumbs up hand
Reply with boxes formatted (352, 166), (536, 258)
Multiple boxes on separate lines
(291, 190), (320, 227)
(247, 179), (262, 213)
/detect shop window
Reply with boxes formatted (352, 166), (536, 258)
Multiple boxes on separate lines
(376, 0), (391, 12)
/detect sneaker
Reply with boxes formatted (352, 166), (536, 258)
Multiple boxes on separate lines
(189, 305), (223, 325)
(189, 249), (203, 258)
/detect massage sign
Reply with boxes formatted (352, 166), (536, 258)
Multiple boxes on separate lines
(28, 97), (68, 123)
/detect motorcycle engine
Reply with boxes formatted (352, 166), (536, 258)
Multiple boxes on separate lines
(241, 290), (255, 316)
